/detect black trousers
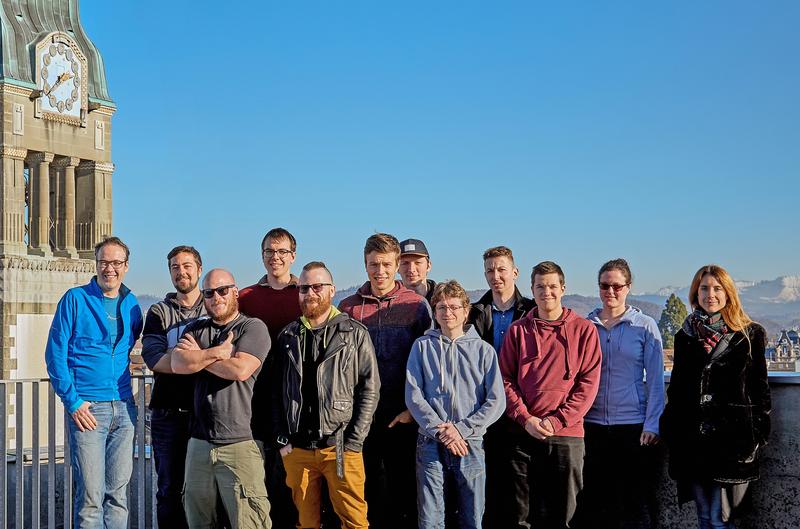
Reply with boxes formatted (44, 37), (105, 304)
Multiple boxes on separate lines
(505, 433), (585, 529)
(481, 416), (516, 528)
(363, 421), (418, 529)
(151, 409), (191, 529)
(576, 423), (659, 529)
(263, 446), (300, 529)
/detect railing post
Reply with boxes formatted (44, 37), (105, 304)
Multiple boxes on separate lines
(64, 407), (72, 529)
(32, 381), (41, 529)
(137, 377), (146, 529)
(47, 384), (56, 529)
(0, 382), (7, 529)
(15, 382), (24, 529)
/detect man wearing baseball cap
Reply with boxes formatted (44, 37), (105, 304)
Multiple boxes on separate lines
(399, 238), (436, 305)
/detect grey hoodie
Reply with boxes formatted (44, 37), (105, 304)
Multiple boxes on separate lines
(405, 325), (505, 441)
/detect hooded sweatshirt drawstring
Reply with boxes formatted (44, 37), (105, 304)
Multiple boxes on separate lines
(437, 333), (463, 420)
(530, 311), (572, 380)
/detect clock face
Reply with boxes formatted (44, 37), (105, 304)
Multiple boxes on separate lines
(38, 41), (83, 118)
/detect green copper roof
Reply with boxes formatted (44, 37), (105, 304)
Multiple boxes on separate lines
(0, 0), (112, 103)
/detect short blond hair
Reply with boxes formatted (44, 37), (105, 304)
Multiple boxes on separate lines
(364, 233), (400, 260)
(483, 246), (514, 263)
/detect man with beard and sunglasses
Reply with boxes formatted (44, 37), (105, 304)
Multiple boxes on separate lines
(171, 269), (272, 529)
(272, 262), (380, 529)
(142, 246), (208, 529)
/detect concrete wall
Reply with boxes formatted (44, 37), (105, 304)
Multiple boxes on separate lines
(656, 381), (800, 529)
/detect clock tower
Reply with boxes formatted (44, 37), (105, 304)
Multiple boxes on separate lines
(0, 0), (115, 381)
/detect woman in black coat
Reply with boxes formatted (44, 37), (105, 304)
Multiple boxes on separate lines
(661, 265), (770, 529)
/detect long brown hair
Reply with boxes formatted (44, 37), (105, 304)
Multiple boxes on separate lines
(688, 264), (752, 332)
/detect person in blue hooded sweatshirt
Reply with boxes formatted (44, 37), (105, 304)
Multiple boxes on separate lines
(578, 258), (664, 529)
(405, 280), (505, 529)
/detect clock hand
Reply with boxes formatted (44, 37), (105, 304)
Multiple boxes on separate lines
(45, 72), (74, 96)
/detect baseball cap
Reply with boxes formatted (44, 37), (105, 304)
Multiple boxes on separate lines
(399, 238), (429, 258)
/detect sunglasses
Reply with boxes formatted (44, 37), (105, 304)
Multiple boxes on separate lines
(202, 285), (235, 298)
(599, 283), (629, 292)
(299, 283), (332, 294)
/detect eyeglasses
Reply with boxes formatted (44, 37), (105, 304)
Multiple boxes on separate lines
(599, 283), (629, 292)
(435, 304), (466, 314)
(202, 285), (235, 298)
(299, 283), (332, 294)
(263, 249), (294, 258)
(97, 260), (127, 270)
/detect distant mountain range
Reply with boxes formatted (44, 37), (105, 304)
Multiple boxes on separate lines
(136, 275), (800, 339)
(634, 275), (800, 337)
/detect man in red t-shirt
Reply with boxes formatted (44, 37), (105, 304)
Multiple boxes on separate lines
(239, 227), (302, 529)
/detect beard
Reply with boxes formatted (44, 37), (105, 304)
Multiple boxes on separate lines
(209, 296), (239, 323)
(301, 294), (332, 320)
(175, 276), (198, 294)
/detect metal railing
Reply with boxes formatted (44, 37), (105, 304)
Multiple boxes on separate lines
(0, 376), (156, 529)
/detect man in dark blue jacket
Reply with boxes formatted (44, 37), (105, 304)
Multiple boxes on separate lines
(45, 236), (143, 529)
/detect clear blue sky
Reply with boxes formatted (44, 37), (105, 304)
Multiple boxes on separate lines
(80, 1), (799, 296)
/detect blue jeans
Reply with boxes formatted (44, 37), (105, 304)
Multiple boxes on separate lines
(68, 399), (137, 529)
(415, 434), (485, 529)
(691, 482), (735, 529)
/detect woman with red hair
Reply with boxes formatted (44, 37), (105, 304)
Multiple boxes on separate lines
(661, 265), (771, 529)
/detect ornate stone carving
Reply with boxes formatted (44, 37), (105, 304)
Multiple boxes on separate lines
(51, 155), (80, 168)
(0, 83), (34, 98)
(41, 112), (82, 126)
(91, 105), (115, 116)
(0, 256), (95, 273)
(78, 160), (115, 173)
(26, 151), (55, 164)
(0, 146), (27, 160)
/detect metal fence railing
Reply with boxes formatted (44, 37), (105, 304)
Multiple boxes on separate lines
(0, 376), (156, 529)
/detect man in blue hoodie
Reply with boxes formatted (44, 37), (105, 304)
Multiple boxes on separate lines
(406, 280), (505, 529)
(45, 236), (143, 529)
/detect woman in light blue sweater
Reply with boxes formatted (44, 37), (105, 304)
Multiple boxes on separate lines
(405, 280), (505, 529)
(578, 259), (665, 529)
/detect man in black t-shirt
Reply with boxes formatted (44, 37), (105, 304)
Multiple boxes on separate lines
(141, 246), (207, 529)
(171, 268), (271, 529)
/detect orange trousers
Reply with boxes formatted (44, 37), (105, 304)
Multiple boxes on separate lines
(282, 446), (368, 529)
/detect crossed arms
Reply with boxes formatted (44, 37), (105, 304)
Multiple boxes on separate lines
(170, 332), (261, 381)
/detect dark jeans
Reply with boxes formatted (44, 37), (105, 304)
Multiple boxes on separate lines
(506, 433), (585, 529)
(363, 421), (418, 529)
(263, 446), (300, 529)
(577, 423), (659, 529)
(151, 408), (191, 529)
(482, 417), (515, 528)
(691, 482), (736, 529)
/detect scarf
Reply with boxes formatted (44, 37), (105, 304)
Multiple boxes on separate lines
(681, 309), (729, 353)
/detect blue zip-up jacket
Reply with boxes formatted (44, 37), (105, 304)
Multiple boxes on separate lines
(584, 306), (665, 434)
(45, 277), (143, 414)
(405, 325), (505, 441)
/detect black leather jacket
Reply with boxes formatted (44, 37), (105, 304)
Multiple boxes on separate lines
(467, 287), (534, 346)
(272, 311), (380, 454)
(661, 323), (771, 486)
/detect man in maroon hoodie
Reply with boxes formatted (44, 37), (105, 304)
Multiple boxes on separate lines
(499, 261), (602, 529)
(339, 233), (433, 529)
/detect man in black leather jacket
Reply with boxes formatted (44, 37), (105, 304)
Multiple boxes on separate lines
(272, 261), (380, 529)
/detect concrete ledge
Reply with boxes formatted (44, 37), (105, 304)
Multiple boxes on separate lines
(656, 381), (800, 528)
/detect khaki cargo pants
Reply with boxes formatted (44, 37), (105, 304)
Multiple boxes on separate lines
(184, 438), (271, 529)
